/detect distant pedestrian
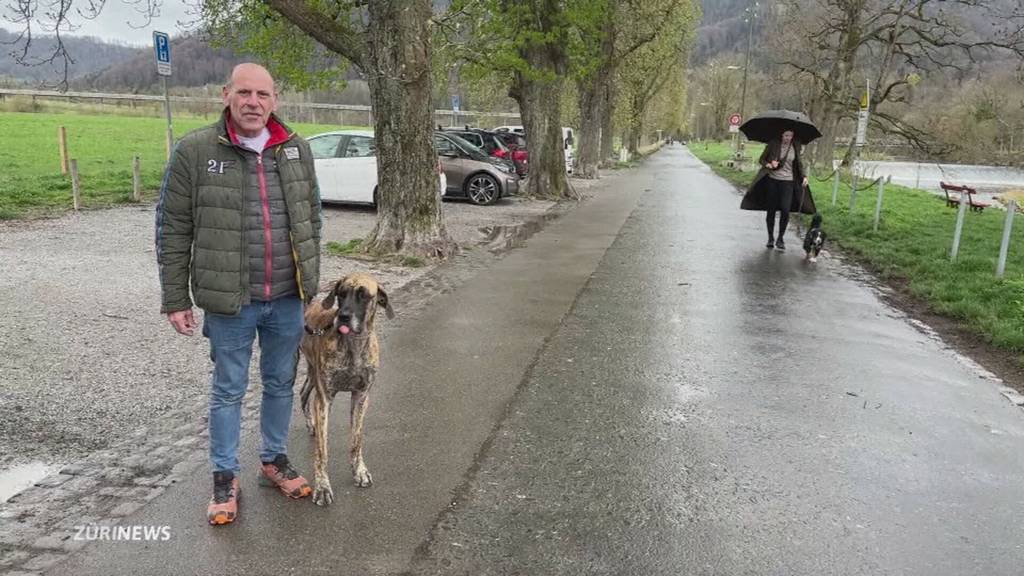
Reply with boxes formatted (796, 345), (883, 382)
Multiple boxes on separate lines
(155, 63), (322, 526)
(740, 129), (816, 250)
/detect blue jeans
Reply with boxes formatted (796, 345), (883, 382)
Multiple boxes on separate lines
(203, 296), (304, 474)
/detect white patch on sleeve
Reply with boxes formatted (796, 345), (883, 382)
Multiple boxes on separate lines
(284, 147), (301, 160)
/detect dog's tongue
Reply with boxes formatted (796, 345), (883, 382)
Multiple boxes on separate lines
(339, 325), (351, 335)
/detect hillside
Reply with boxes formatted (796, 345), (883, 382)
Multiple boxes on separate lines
(0, 29), (138, 84)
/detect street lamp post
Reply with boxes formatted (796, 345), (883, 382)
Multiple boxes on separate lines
(736, 1), (758, 162)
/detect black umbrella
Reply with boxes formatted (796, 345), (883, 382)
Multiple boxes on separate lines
(739, 110), (822, 144)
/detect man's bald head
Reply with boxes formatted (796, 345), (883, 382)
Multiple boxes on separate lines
(225, 63), (275, 92)
(222, 63), (278, 137)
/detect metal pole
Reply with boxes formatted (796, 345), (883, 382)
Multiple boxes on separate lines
(162, 76), (173, 161)
(736, 2), (755, 158)
(873, 176), (887, 232)
(950, 191), (969, 261)
(831, 160), (840, 206)
(739, 2), (754, 128)
(996, 201), (1016, 278)
(849, 158), (860, 212)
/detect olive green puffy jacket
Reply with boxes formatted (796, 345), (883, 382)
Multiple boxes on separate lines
(156, 111), (321, 315)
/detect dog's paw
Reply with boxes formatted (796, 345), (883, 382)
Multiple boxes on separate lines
(313, 480), (334, 506)
(353, 465), (373, 488)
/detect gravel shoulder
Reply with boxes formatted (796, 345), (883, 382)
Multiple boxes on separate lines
(0, 179), (611, 470)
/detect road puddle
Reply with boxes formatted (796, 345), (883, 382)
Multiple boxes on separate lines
(0, 461), (60, 503)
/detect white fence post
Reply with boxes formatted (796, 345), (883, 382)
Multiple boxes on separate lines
(996, 201), (1017, 278)
(950, 191), (969, 261)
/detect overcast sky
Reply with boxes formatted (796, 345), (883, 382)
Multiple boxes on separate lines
(2, 1), (194, 47)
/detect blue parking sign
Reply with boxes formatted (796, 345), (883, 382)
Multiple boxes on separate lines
(153, 31), (171, 76)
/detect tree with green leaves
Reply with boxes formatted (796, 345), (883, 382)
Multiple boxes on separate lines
(573, 0), (699, 178)
(442, 0), (599, 199)
(615, 0), (699, 154)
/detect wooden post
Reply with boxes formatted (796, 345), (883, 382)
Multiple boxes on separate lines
(132, 156), (142, 202)
(996, 201), (1016, 278)
(58, 126), (69, 175)
(950, 190), (969, 261)
(70, 159), (81, 211)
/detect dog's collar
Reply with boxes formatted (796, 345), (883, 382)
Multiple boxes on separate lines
(304, 325), (372, 340)
(304, 325), (329, 336)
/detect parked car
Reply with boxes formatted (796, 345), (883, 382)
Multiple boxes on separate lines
(434, 131), (519, 206)
(493, 125), (575, 175)
(440, 127), (527, 177)
(307, 130), (444, 207)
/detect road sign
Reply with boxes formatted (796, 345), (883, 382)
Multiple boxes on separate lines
(855, 80), (870, 146)
(855, 109), (869, 146)
(153, 31), (171, 77)
(728, 113), (742, 133)
(451, 95), (461, 113)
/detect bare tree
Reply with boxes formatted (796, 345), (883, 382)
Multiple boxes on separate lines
(2, 0), (161, 89)
(771, 0), (1024, 168)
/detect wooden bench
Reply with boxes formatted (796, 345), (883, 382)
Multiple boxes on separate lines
(940, 181), (990, 212)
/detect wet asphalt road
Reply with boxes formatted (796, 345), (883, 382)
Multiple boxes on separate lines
(53, 147), (1024, 575)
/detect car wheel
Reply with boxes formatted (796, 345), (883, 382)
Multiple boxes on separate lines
(466, 174), (499, 205)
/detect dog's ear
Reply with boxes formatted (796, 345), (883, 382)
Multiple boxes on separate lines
(377, 287), (395, 319)
(322, 281), (343, 309)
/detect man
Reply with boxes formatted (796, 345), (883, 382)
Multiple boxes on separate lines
(156, 63), (322, 525)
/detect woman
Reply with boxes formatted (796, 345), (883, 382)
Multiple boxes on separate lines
(740, 130), (816, 250)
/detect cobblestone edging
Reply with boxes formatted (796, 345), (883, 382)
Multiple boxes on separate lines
(0, 189), (592, 575)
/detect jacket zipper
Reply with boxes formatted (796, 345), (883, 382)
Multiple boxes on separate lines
(256, 153), (273, 300)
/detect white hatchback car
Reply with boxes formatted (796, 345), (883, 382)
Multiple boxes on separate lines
(307, 130), (445, 206)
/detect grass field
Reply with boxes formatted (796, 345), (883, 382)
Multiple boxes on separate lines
(0, 111), (362, 219)
(689, 141), (1024, 357)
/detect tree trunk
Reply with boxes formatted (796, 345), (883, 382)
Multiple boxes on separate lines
(575, 77), (605, 179)
(362, 0), (455, 258)
(599, 77), (616, 166)
(513, 69), (569, 199)
(508, 0), (571, 201)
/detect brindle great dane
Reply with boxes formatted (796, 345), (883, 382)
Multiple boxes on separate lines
(299, 273), (394, 506)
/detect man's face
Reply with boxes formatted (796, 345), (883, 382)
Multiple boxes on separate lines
(223, 67), (277, 137)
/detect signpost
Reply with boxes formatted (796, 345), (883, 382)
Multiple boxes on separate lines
(153, 31), (173, 160)
(729, 113), (742, 164)
(849, 79), (870, 210)
(728, 113), (742, 133)
(451, 95), (461, 127)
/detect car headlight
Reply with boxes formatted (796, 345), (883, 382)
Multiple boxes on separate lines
(494, 163), (512, 174)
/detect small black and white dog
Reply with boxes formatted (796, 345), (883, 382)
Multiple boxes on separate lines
(803, 213), (827, 263)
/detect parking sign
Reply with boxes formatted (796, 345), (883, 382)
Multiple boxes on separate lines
(153, 31), (171, 77)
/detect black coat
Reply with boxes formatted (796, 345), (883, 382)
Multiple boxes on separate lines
(740, 139), (817, 215)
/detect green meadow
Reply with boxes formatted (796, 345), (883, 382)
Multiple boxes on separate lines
(0, 111), (358, 219)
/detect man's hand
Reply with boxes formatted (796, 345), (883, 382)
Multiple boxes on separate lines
(167, 309), (197, 336)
